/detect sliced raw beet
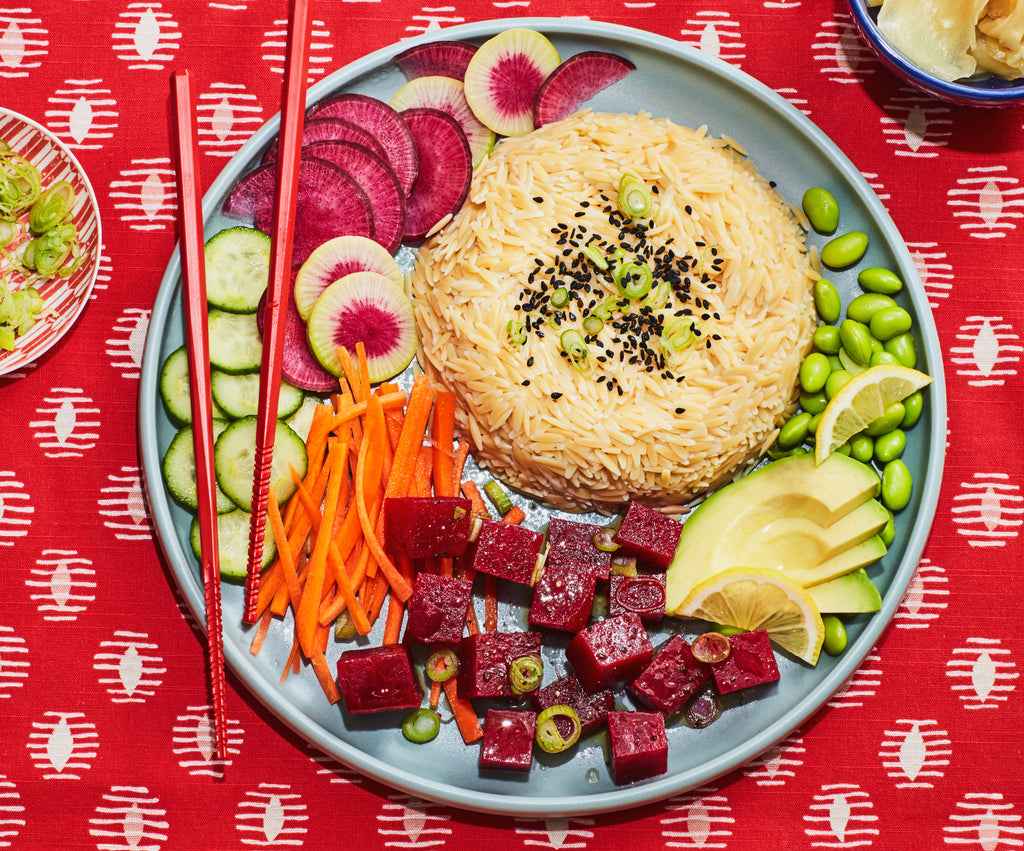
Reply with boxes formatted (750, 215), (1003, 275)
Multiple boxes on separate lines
(306, 93), (419, 198)
(534, 50), (636, 127)
(294, 234), (403, 321)
(608, 574), (667, 624)
(480, 709), (536, 772)
(389, 75), (495, 166)
(255, 272), (337, 393)
(399, 107), (472, 244)
(301, 139), (406, 254)
(394, 39), (478, 81)
(613, 501), (682, 571)
(335, 645), (422, 714)
(531, 673), (613, 737)
(260, 116), (388, 166)
(628, 635), (710, 716)
(606, 711), (668, 785)
(221, 156), (374, 265)
(382, 496), (472, 558)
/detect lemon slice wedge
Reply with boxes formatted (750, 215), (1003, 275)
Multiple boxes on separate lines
(814, 364), (932, 464)
(676, 567), (825, 665)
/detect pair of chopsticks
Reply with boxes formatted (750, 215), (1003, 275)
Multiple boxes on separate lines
(169, 0), (314, 760)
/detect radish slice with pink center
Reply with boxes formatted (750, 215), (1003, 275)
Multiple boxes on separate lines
(394, 39), (478, 81)
(294, 234), (403, 322)
(534, 51), (636, 127)
(260, 117), (388, 166)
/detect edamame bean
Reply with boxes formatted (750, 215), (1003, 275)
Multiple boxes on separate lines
(880, 511), (895, 546)
(813, 325), (842, 355)
(800, 352), (831, 393)
(869, 306), (913, 342)
(802, 187), (840, 234)
(849, 434), (874, 464)
(881, 459), (913, 511)
(874, 428), (906, 463)
(834, 442), (852, 456)
(821, 231), (869, 269)
(884, 332), (917, 368)
(822, 615), (848, 656)
(858, 266), (903, 295)
(839, 319), (873, 366)
(800, 390), (829, 415)
(825, 368), (852, 399)
(902, 391), (924, 428)
(847, 293), (898, 325)
(827, 354), (843, 371)
(813, 278), (842, 323)
(870, 350), (899, 367)
(778, 411), (813, 449)
(866, 401), (906, 436)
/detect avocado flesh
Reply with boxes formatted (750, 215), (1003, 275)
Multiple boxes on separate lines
(666, 453), (882, 613)
(806, 568), (883, 614)
(784, 535), (888, 587)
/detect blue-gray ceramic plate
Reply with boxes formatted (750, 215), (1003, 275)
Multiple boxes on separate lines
(139, 18), (946, 816)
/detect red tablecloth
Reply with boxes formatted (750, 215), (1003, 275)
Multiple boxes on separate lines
(3, 1), (1023, 848)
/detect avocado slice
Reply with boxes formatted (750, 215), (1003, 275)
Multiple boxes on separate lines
(807, 568), (883, 614)
(785, 535), (888, 587)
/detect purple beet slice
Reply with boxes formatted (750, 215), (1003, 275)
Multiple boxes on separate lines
(628, 635), (711, 716)
(457, 631), (542, 699)
(528, 565), (597, 633)
(335, 645), (422, 714)
(534, 50), (636, 127)
(613, 501), (682, 570)
(531, 673), (613, 737)
(260, 116), (388, 166)
(382, 496), (472, 558)
(608, 573), (667, 624)
(221, 156), (374, 265)
(301, 139), (406, 254)
(565, 612), (654, 693)
(479, 709), (536, 772)
(306, 93), (419, 198)
(402, 573), (474, 645)
(399, 107), (472, 244)
(606, 711), (668, 786)
(710, 629), (780, 695)
(464, 519), (544, 585)
(394, 39), (478, 81)
(545, 517), (612, 581)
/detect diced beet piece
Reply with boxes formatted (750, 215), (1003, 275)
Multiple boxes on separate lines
(612, 502), (682, 570)
(565, 613), (654, 693)
(402, 573), (473, 645)
(383, 497), (472, 558)
(629, 635), (711, 715)
(545, 517), (612, 581)
(394, 39), (478, 82)
(711, 629), (780, 694)
(479, 709), (536, 772)
(336, 645), (421, 714)
(458, 631), (542, 699)
(528, 565), (596, 633)
(608, 573), (667, 624)
(306, 93), (419, 198)
(221, 156), (374, 265)
(531, 673), (613, 736)
(465, 519), (544, 585)
(533, 50), (636, 128)
(606, 710), (668, 786)
(260, 116), (389, 166)
(301, 140), (406, 254)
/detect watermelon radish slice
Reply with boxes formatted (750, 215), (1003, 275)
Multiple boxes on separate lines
(306, 93), (419, 198)
(306, 271), (417, 383)
(463, 28), (561, 137)
(399, 107), (472, 244)
(302, 140), (406, 254)
(393, 39), (478, 81)
(534, 51), (636, 127)
(389, 75), (495, 167)
(256, 270), (338, 393)
(260, 117), (388, 166)
(221, 156), (374, 265)
(294, 234), (403, 321)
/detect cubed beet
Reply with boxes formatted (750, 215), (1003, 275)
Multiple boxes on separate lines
(531, 673), (614, 736)
(479, 709), (536, 772)
(528, 565), (597, 633)
(465, 519), (544, 585)
(565, 613), (654, 693)
(383, 496), (472, 558)
(606, 710), (668, 785)
(457, 631), (543, 699)
(335, 646), (422, 714)
(629, 635), (711, 715)
(545, 517), (612, 581)
(608, 573), (667, 623)
(402, 573), (474, 645)
(612, 501), (683, 570)
(711, 629), (781, 694)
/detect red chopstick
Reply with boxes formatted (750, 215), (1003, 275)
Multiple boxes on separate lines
(243, 0), (315, 623)
(171, 68), (229, 762)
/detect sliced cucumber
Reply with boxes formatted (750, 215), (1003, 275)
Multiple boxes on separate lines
(208, 309), (262, 375)
(163, 423), (237, 514)
(214, 416), (308, 512)
(204, 226), (271, 313)
(210, 370), (305, 420)
(190, 507), (276, 580)
(285, 393), (323, 443)
(160, 346), (231, 424)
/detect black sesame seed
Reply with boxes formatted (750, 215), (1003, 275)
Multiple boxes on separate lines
(522, 380), (531, 386)
(675, 407), (685, 414)
(527, 356), (534, 367)
(551, 392), (563, 400)
(534, 196), (544, 203)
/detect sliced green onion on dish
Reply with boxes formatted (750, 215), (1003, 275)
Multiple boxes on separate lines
(582, 315), (604, 336)
(507, 318), (527, 346)
(425, 648), (459, 682)
(29, 180), (75, 234)
(483, 478), (513, 516)
(615, 261), (653, 300)
(550, 286), (570, 309)
(618, 171), (653, 219)
(401, 707), (441, 744)
(559, 329), (590, 374)
(535, 704), (582, 753)
(509, 654), (543, 695)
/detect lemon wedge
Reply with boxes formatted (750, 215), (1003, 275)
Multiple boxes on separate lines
(676, 567), (825, 665)
(814, 364), (932, 464)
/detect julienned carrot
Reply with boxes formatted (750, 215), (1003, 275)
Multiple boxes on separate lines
(451, 440), (470, 495)
(267, 489), (302, 616)
(250, 608), (273, 655)
(432, 391), (456, 498)
(503, 504), (526, 526)
(337, 345), (368, 404)
(412, 444), (433, 500)
(385, 374), (436, 500)
(326, 392), (406, 433)
(429, 678), (442, 710)
(309, 652), (340, 704)
(356, 342), (371, 395)
(460, 479), (490, 518)
(382, 554), (414, 646)
(443, 677), (483, 744)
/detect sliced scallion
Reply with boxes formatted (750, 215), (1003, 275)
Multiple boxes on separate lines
(425, 648), (459, 682)
(507, 318), (527, 346)
(592, 526), (619, 553)
(509, 654), (543, 695)
(643, 280), (671, 310)
(618, 171), (653, 219)
(559, 328), (590, 375)
(661, 317), (697, 365)
(401, 707), (441, 744)
(29, 180), (75, 235)
(535, 705), (582, 753)
(582, 315), (604, 336)
(483, 479), (513, 516)
(615, 260), (653, 300)
(550, 286), (570, 309)
(580, 244), (608, 270)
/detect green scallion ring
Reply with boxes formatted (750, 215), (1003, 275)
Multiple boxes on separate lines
(535, 704), (581, 753)
(401, 707), (441, 744)
(550, 286), (570, 309)
(592, 526), (619, 553)
(506, 318), (526, 346)
(425, 648), (458, 682)
(483, 479), (513, 516)
(616, 261), (653, 300)
(580, 244), (608, 270)
(559, 329), (590, 374)
(509, 654), (543, 695)
(582, 315), (604, 336)
(618, 171), (653, 219)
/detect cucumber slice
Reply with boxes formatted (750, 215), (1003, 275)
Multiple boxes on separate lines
(160, 346), (230, 424)
(285, 393), (323, 443)
(190, 508), (276, 580)
(204, 226), (271, 313)
(211, 370), (305, 420)
(163, 423), (237, 514)
(214, 416), (308, 511)
(208, 309), (262, 375)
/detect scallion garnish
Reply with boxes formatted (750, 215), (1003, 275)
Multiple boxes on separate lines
(483, 478), (513, 515)
(401, 707), (441, 744)
(425, 648), (459, 682)
(643, 280), (671, 310)
(507, 318), (527, 346)
(617, 171), (653, 219)
(661, 317), (698, 365)
(28, 180), (75, 235)
(559, 328), (591, 374)
(615, 260), (653, 300)
(580, 243), (608, 270)
(582, 315), (604, 336)
(509, 654), (544, 695)
(535, 705), (582, 753)
(592, 526), (619, 553)
(550, 286), (570, 309)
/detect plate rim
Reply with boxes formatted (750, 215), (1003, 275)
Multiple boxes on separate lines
(139, 17), (947, 816)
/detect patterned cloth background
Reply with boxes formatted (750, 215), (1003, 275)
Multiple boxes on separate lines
(1, 0), (1022, 848)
